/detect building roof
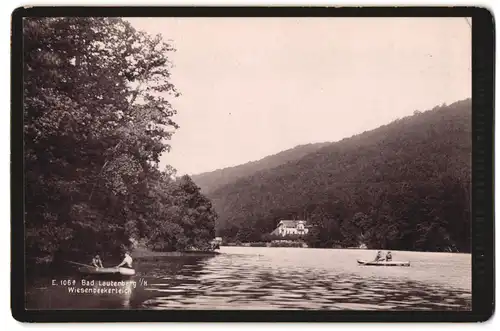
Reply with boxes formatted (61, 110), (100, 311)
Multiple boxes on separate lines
(278, 220), (307, 227)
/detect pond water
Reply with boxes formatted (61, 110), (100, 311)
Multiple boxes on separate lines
(26, 247), (471, 310)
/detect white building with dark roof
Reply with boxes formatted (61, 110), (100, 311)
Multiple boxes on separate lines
(271, 220), (309, 236)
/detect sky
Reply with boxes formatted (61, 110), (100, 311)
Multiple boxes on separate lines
(126, 17), (472, 176)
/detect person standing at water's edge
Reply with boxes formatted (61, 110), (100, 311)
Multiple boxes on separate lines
(116, 251), (133, 269)
(91, 254), (103, 268)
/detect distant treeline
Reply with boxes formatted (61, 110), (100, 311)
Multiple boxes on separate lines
(24, 18), (217, 266)
(207, 100), (471, 252)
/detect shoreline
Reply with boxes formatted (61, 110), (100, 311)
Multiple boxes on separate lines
(131, 248), (221, 258)
(218, 245), (472, 254)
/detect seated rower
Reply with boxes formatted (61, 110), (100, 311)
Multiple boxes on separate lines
(374, 250), (385, 262)
(91, 254), (103, 268)
(211, 241), (220, 250)
(385, 251), (392, 262)
(116, 251), (133, 269)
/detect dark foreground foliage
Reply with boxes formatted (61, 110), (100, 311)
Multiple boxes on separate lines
(210, 100), (471, 252)
(24, 18), (216, 267)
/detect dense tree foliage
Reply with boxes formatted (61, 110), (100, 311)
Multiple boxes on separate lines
(24, 18), (216, 266)
(192, 142), (330, 194)
(206, 100), (471, 252)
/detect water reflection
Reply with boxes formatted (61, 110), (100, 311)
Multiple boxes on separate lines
(26, 248), (472, 311)
(141, 254), (470, 310)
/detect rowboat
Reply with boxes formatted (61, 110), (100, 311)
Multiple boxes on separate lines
(357, 259), (410, 267)
(78, 266), (136, 276)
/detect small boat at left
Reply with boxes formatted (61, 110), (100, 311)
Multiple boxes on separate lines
(77, 266), (136, 276)
(66, 260), (136, 277)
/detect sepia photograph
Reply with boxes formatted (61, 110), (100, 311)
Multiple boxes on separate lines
(13, 8), (494, 320)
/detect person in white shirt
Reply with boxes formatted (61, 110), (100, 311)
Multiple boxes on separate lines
(116, 251), (133, 269)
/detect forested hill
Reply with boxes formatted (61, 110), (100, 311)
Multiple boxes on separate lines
(191, 142), (331, 193)
(210, 99), (472, 252)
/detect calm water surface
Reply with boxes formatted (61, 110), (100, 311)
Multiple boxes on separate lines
(26, 247), (471, 310)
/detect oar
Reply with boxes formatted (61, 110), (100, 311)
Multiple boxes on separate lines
(67, 260), (119, 270)
(66, 260), (95, 268)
